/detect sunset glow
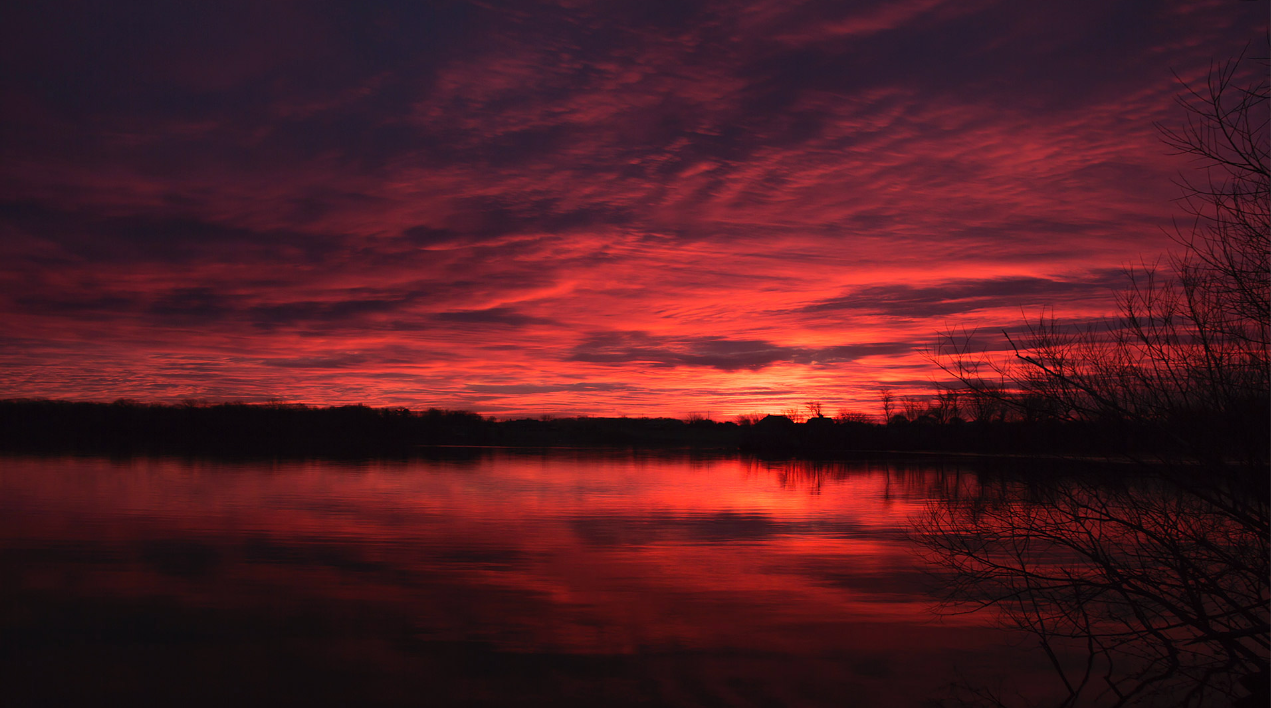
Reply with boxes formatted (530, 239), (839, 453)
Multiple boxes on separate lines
(1, 1), (1264, 416)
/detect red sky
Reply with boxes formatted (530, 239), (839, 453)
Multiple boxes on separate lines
(0, 0), (1265, 418)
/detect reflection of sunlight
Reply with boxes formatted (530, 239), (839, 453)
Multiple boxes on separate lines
(2, 452), (1037, 704)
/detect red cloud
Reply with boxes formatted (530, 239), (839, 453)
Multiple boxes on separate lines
(1, 0), (1265, 416)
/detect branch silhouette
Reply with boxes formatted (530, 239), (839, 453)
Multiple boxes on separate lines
(919, 52), (1269, 707)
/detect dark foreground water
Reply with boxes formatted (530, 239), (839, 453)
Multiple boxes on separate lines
(1, 452), (1059, 707)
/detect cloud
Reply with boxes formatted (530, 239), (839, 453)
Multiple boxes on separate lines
(260, 353), (373, 369)
(434, 307), (553, 326)
(468, 382), (634, 395)
(569, 332), (912, 371)
(0, 200), (342, 265)
(403, 200), (634, 249)
(568, 511), (869, 547)
(802, 271), (1127, 319)
(0, 0), (1263, 414)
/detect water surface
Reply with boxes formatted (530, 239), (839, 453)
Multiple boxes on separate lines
(1, 452), (1053, 707)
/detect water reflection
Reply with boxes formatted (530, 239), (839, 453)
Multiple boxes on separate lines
(2, 452), (1048, 707)
(913, 464), (1269, 708)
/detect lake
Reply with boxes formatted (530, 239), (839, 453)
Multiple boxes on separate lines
(1, 451), (1060, 707)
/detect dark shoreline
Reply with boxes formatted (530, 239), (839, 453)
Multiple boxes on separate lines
(0, 398), (1210, 463)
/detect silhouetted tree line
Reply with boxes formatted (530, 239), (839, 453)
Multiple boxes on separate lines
(0, 399), (482, 454)
(0, 397), (1212, 459)
(2, 396), (1227, 459)
(0, 399), (741, 455)
(736, 410), (1172, 458)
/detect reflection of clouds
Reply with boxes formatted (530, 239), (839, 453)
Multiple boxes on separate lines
(2, 454), (959, 657)
(567, 511), (872, 546)
(1, 1), (1263, 414)
(8, 451), (1084, 705)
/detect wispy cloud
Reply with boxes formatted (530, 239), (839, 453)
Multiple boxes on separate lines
(0, 0), (1263, 415)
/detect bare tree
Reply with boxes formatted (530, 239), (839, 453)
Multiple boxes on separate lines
(964, 378), (1008, 423)
(835, 409), (875, 424)
(930, 385), (963, 424)
(781, 407), (808, 423)
(879, 387), (896, 422)
(934, 53), (1268, 466)
(901, 395), (927, 422)
(919, 54), (1269, 707)
(915, 473), (1268, 708)
(1159, 54), (1269, 357)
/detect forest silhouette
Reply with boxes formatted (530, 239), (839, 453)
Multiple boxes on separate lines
(0, 397), (1217, 460)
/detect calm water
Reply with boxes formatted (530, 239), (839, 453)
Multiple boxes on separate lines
(1, 452), (1055, 707)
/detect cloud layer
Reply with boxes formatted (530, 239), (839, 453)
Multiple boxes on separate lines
(1, 0), (1264, 416)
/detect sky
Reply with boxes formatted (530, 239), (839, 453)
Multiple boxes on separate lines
(0, 0), (1265, 419)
